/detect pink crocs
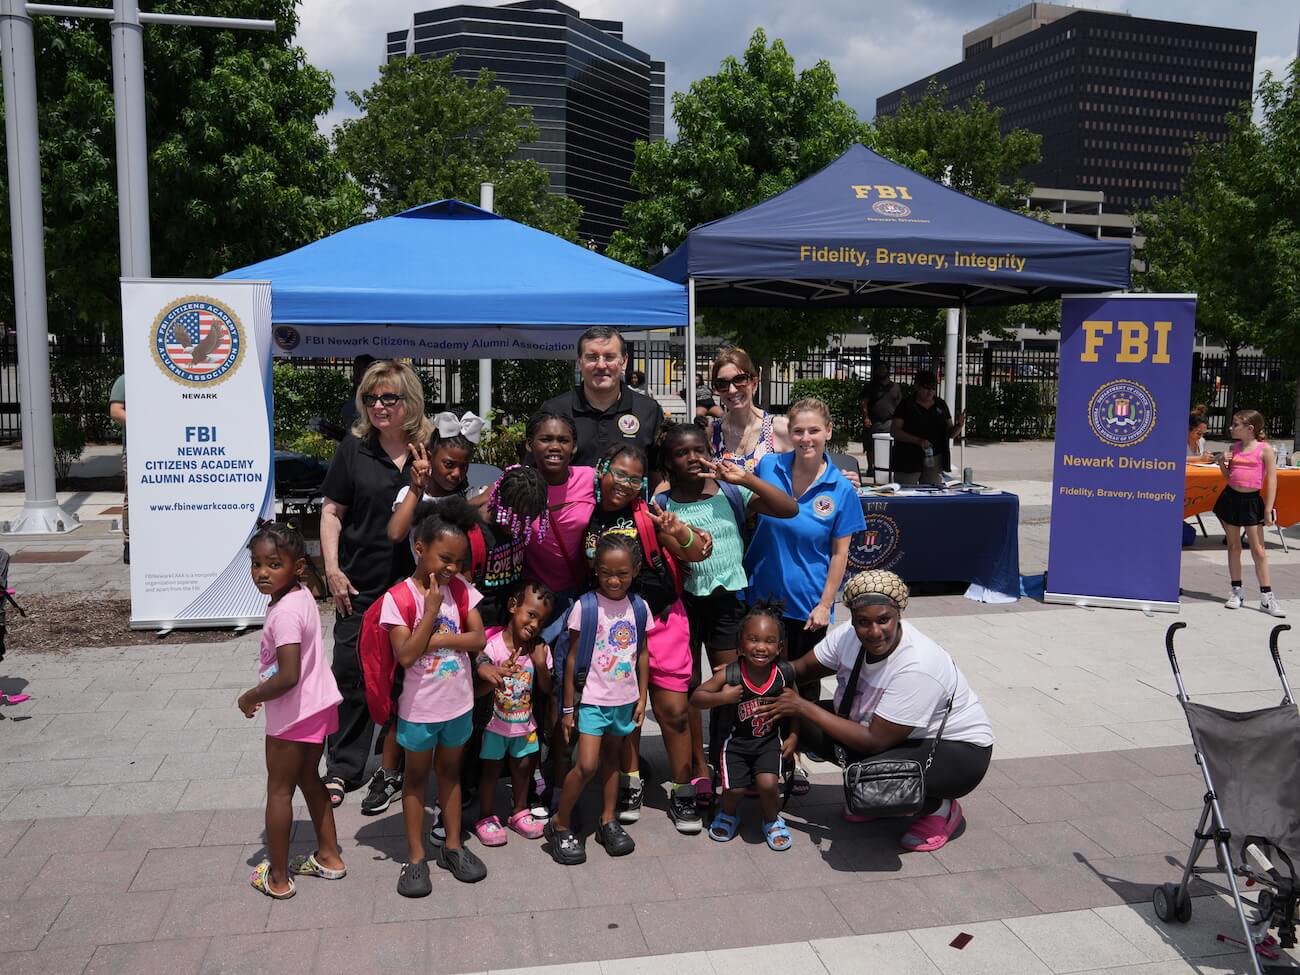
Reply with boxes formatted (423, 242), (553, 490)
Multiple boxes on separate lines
(901, 799), (963, 852)
(473, 815), (508, 847)
(508, 809), (545, 840)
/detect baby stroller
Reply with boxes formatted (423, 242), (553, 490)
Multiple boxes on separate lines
(1156, 622), (1300, 974)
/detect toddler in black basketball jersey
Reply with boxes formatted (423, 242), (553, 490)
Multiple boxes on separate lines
(690, 603), (798, 851)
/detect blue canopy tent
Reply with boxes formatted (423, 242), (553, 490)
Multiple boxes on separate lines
(651, 144), (1131, 420)
(222, 199), (687, 418)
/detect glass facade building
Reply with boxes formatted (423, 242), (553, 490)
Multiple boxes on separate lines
(876, 6), (1256, 213)
(386, 0), (664, 247)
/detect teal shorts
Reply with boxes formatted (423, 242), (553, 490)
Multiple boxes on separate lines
(480, 728), (540, 761)
(396, 711), (473, 753)
(577, 702), (637, 738)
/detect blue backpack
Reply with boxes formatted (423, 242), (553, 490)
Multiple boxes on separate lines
(552, 590), (650, 692)
(654, 480), (749, 545)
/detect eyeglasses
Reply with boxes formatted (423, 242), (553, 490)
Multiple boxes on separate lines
(581, 353), (623, 366)
(361, 393), (404, 408)
(606, 468), (643, 487)
(712, 373), (752, 392)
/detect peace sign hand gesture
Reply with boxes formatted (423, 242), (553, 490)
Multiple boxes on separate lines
(408, 442), (431, 492)
(703, 459), (748, 485)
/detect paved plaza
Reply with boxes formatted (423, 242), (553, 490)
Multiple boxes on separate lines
(3, 440), (1299, 974)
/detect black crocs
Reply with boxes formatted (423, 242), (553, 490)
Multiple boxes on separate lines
(544, 822), (587, 865)
(595, 819), (635, 857)
(436, 845), (487, 883)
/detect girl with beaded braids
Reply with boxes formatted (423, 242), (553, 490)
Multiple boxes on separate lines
(753, 570), (994, 853)
(580, 442), (713, 835)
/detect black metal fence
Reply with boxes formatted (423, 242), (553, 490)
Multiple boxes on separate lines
(4, 334), (1294, 445)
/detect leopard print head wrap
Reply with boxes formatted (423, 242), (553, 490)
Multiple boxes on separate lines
(842, 570), (909, 613)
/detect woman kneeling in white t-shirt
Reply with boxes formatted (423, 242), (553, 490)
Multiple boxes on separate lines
(753, 569), (993, 852)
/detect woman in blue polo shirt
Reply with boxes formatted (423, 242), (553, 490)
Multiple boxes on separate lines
(746, 396), (865, 700)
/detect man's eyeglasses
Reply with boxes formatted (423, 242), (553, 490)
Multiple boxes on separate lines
(581, 353), (623, 366)
(361, 393), (404, 408)
(712, 373), (752, 392)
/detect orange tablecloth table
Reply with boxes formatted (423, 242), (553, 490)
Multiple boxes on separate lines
(1184, 464), (1300, 527)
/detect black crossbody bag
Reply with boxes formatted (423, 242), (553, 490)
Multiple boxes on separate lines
(834, 645), (954, 818)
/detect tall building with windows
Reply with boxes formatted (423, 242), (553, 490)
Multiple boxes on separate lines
(386, 0), (664, 247)
(875, 3), (1256, 212)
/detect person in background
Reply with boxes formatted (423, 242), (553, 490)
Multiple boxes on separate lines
(1215, 409), (1285, 618)
(109, 374), (128, 564)
(1187, 413), (1213, 463)
(862, 367), (902, 473)
(539, 327), (663, 468)
(891, 370), (964, 486)
(627, 369), (647, 393)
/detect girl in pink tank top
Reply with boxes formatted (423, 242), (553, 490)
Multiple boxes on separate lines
(1214, 410), (1284, 617)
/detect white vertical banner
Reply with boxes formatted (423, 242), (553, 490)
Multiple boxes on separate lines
(121, 278), (274, 629)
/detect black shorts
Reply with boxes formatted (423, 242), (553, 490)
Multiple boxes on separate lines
(1214, 487), (1265, 527)
(683, 588), (746, 653)
(718, 733), (783, 790)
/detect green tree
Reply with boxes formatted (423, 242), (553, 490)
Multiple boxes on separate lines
(606, 29), (871, 374)
(0, 0), (363, 338)
(333, 54), (579, 239)
(1135, 61), (1300, 438)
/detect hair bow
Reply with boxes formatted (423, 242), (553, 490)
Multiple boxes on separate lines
(434, 411), (485, 444)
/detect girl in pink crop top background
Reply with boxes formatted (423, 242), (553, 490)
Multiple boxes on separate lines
(1214, 409), (1285, 617)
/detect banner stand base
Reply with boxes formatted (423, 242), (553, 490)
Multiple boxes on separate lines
(1044, 591), (1180, 614)
(131, 617), (263, 632)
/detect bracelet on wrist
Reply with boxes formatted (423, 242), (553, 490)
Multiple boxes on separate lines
(562, 706), (575, 715)
(683, 526), (695, 549)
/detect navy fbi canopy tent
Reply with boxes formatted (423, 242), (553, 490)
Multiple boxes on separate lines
(652, 144), (1131, 307)
(222, 199), (687, 333)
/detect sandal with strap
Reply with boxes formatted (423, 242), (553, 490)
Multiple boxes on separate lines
(323, 776), (346, 809)
(288, 851), (347, 880)
(790, 767), (811, 796)
(474, 815), (508, 847)
(901, 799), (964, 853)
(250, 860), (296, 899)
(708, 810), (740, 842)
(692, 772), (713, 807)
(763, 817), (793, 852)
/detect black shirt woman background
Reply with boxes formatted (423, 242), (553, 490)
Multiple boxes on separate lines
(320, 360), (433, 806)
(890, 370), (965, 486)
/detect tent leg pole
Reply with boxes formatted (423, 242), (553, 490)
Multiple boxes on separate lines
(686, 278), (697, 421)
(943, 308), (959, 405)
(479, 359), (491, 424)
(958, 302), (967, 473)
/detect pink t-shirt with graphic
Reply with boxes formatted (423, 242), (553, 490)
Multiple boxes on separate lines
(524, 466), (595, 593)
(482, 630), (552, 737)
(565, 594), (651, 707)
(380, 578), (483, 723)
(258, 586), (342, 737)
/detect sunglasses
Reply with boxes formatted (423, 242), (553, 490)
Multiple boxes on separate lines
(361, 393), (404, 408)
(712, 373), (752, 392)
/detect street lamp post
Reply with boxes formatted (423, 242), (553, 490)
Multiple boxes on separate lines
(0, 0), (274, 534)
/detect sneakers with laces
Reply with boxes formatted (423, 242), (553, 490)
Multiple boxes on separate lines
(360, 768), (402, 816)
(1261, 593), (1287, 618)
(1225, 586), (1245, 609)
(668, 788), (703, 835)
(427, 804), (447, 847)
(617, 777), (644, 824)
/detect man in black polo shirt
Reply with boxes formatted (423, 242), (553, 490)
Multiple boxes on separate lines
(539, 326), (663, 467)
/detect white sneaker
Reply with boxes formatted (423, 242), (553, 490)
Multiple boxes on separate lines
(1225, 587), (1244, 609)
(1261, 593), (1287, 618)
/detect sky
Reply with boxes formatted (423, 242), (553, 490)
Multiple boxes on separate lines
(297, 0), (1298, 138)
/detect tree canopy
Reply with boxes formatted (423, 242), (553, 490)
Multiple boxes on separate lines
(333, 54), (579, 239)
(0, 0), (362, 338)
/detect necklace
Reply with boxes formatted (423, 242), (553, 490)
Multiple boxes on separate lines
(722, 408), (761, 455)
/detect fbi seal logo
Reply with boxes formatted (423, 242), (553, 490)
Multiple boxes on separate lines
(273, 325), (301, 352)
(618, 414), (641, 436)
(1088, 379), (1156, 448)
(153, 297), (242, 386)
(872, 200), (912, 218)
(849, 514), (901, 571)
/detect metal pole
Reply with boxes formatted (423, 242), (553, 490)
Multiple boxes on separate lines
(478, 183), (493, 424)
(686, 278), (697, 420)
(112, 0), (150, 276)
(0, 0), (79, 533)
(958, 302), (967, 472)
(943, 307), (958, 403)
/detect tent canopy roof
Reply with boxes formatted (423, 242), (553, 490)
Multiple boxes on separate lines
(652, 145), (1131, 307)
(222, 200), (687, 327)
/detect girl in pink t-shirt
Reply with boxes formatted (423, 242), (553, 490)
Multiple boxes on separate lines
(238, 523), (345, 900)
(380, 509), (489, 897)
(470, 581), (555, 846)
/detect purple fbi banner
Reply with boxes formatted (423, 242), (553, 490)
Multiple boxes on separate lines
(1046, 294), (1196, 612)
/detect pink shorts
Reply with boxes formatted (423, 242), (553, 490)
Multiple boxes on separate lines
(647, 599), (693, 693)
(270, 708), (339, 744)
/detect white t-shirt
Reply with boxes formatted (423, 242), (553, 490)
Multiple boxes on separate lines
(813, 620), (994, 747)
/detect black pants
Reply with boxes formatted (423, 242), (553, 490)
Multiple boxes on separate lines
(801, 702), (992, 814)
(326, 609), (372, 786)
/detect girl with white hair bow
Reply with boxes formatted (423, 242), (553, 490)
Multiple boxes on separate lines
(388, 411), (485, 556)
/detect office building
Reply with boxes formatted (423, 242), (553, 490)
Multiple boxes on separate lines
(387, 0), (664, 246)
(876, 3), (1256, 212)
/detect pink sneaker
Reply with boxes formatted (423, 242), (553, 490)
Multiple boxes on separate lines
(473, 815), (508, 847)
(841, 806), (874, 824)
(507, 809), (545, 840)
(901, 799), (963, 852)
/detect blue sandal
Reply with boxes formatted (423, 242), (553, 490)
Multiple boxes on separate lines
(763, 817), (792, 851)
(708, 811), (740, 842)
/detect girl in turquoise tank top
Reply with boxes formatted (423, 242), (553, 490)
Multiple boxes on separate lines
(1214, 409), (1285, 617)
